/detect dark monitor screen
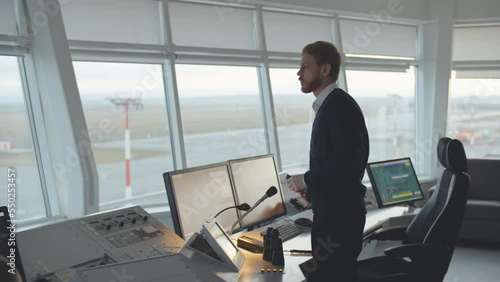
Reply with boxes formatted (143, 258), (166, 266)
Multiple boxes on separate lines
(163, 163), (239, 239)
(366, 158), (424, 208)
(228, 155), (286, 229)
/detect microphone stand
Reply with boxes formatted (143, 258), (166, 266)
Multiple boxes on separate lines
(228, 186), (278, 235)
(228, 203), (258, 235)
(206, 204), (250, 224)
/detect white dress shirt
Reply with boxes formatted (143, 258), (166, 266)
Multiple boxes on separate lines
(312, 82), (338, 114)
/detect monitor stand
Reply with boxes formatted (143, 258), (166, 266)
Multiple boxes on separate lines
(403, 201), (418, 215)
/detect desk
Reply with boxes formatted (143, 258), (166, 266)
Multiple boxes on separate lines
(214, 206), (413, 281)
(73, 206), (414, 282)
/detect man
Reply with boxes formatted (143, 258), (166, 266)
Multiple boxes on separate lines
(287, 41), (369, 281)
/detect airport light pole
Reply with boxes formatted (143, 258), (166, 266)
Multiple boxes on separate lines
(110, 98), (143, 199)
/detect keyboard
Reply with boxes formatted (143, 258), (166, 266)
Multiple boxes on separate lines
(260, 223), (303, 242)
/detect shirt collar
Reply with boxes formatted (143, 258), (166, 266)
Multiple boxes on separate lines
(312, 82), (338, 113)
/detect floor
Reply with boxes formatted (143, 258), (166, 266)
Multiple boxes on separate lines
(444, 244), (500, 282)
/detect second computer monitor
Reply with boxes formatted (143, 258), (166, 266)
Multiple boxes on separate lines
(229, 155), (286, 229)
(366, 157), (424, 208)
(163, 163), (239, 239)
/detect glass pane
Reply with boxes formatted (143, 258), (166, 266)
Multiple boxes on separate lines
(0, 56), (46, 221)
(73, 62), (173, 211)
(447, 72), (500, 158)
(270, 68), (315, 174)
(175, 64), (266, 167)
(346, 67), (416, 166)
(169, 2), (256, 50)
(61, 0), (162, 44)
(263, 11), (332, 53)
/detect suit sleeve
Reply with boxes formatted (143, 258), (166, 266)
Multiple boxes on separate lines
(304, 101), (367, 195)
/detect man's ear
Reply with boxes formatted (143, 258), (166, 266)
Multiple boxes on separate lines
(322, 64), (331, 77)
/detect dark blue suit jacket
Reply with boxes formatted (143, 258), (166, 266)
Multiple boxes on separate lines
(304, 88), (369, 217)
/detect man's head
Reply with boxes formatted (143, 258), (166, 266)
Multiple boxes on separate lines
(297, 41), (342, 96)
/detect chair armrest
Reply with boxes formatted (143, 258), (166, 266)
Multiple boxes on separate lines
(384, 243), (449, 260)
(368, 226), (407, 241)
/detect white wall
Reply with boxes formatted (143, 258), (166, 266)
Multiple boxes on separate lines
(456, 0), (500, 21)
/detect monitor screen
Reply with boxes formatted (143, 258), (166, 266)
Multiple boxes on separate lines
(366, 158), (424, 208)
(229, 155), (286, 229)
(163, 163), (239, 239)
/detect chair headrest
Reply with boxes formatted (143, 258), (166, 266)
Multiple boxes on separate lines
(437, 137), (452, 168)
(447, 139), (468, 173)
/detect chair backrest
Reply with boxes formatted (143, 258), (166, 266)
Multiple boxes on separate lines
(404, 137), (470, 278)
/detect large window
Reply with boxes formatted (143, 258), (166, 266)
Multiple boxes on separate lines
(346, 67), (416, 163)
(73, 61), (173, 210)
(175, 64), (266, 167)
(0, 56), (46, 221)
(449, 26), (500, 158)
(270, 68), (314, 174)
(11, 0), (430, 223)
(447, 72), (500, 158)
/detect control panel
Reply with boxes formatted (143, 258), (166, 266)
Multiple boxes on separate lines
(17, 206), (185, 282)
(73, 252), (225, 282)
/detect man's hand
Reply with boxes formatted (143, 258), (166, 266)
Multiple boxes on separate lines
(287, 174), (307, 194)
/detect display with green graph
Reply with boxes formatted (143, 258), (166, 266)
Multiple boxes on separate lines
(366, 158), (424, 208)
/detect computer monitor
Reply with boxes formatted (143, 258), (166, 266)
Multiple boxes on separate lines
(228, 155), (286, 229)
(163, 163), (239, 239)
(366, 157), (424, 208)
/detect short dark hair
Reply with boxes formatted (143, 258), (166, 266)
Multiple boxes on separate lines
(302, 41), (342, 82)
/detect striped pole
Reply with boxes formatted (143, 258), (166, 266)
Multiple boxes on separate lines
(125, 99), (132, 199)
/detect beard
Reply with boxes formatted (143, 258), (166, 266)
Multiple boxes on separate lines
(300, 76), (323, 94)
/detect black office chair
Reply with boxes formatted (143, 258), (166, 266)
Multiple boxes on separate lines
(357, 137), (470, 282)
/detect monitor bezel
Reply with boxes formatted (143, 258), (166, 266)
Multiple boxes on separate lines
(366, 157), (425, 208)
(228, 154), (287, 229)
(163, 162), (240, 239)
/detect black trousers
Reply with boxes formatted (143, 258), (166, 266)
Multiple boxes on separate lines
(301, 213), (366, 282)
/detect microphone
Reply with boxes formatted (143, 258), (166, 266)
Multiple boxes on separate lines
(206, 203), (251, 223)
(229, 186), (278, 235)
